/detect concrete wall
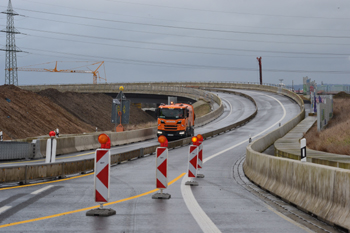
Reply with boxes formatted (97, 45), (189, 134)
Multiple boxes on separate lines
(243, 86), (350, 230)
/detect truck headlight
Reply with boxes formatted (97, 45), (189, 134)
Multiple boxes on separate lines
(179, 131), (185, 135)
(157, 131), (162, 134)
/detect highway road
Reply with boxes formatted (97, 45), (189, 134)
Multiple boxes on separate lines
(0, 90), (338, 232)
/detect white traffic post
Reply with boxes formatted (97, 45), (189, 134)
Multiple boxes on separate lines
(152, 136), (171, 199)
(197, 134), (205, 178)
(86, 133), (115, 217)
(0, 131), (2, 141)
(56, 128), (59, 137)
(45, 131), (57, 163)
(300, 138), (307, 162)
(185, 136), (199, 186)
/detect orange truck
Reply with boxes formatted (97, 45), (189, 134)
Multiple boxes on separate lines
(156, 103), (195, 139)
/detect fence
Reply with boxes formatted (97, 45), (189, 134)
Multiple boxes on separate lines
(0, 141), (34, 160)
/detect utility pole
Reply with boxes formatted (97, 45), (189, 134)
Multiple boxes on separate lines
(256, 57), (262, 85)
(1, 0), (22, 85)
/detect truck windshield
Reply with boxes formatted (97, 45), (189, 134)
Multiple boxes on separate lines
(159, 108), (184, 119)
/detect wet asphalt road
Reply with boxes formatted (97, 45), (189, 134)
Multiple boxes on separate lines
(0, 90), (316, 233)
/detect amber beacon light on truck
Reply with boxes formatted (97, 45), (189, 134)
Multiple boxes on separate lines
(156, 102), (195, 139)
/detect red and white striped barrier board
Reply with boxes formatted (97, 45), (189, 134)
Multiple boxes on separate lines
(188, 145), (198, 178)
(156, 147), (168, 189)
(94, 149), (110, 203)
(198, 142), (203, 170)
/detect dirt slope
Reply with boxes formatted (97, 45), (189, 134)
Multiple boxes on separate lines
(0, 85), (155, 140)
(305, 98), (350, 155)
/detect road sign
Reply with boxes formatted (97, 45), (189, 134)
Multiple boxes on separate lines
(111, 99), (120, 123)
(116, 91), (126, 100)
(116, 99), (131, 124)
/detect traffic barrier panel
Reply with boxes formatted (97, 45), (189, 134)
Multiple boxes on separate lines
(185, 145), (198, 186)
(155, 147), (168, 189)
(94, 149), (110, 203)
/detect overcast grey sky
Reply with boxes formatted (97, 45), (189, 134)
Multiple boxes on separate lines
(1, 0), (350, 86)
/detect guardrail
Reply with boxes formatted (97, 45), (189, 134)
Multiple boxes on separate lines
(0, 89), (256, 186)
(243, 87), (350, 230)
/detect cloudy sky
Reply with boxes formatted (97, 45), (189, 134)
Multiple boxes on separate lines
(1, 0), (350, 86)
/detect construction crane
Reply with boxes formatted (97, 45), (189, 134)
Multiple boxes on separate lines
(17, 61), (107, 84)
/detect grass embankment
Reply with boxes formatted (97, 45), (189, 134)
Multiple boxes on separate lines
(305, 92), (350, 155)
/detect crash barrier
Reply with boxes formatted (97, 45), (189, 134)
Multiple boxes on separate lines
(243, 87), (350, 230)
(0, 141), (34, 160)
(245, 146), (350, 230)
(275, 116), (350, 170)
(0, 88), (257, 185)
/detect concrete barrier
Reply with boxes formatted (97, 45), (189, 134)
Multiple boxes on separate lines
(243, 85), (350, 230)
(244, 150), (350, 230)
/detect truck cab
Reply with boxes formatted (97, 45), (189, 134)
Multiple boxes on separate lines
(156, 103), (195, 139)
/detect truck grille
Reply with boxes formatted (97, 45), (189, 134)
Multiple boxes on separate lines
(164, 125), (177, 130)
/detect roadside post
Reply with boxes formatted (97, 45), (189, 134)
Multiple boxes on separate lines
(185, 136), (199, 186)
(86, 133), (116, 217)
(152, 135), (171, 199)
(300, 138), (306, 162)
(0, 131), (2, 141)
(196, 134), (205, 178)
(56, 128), (59, 137)
(45, 131), (57, 163)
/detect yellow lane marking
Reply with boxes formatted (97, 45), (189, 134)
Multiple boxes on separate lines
(0, 173), (186, 229)
(0, 152), (94, 165)
(0, 173), (93, 191)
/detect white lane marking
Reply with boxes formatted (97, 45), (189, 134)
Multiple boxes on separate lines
(204, 93), (286, 163)
(181, 178), (221, 233)
(264, 204), (314, 233)
(31, 185), (54, 195)
(0, 206), (11, 214)
(181, 92), (287, 233)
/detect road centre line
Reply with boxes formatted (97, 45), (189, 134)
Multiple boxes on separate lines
(30, 185), (54, 195)
(0, 173), (93, 191)
(0, 173), (186, 229)
(0, 206), (11, 215)
(181, 92), (288, 233)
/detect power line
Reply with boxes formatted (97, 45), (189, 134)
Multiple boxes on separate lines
(9, 7), (350, 39)
(25, 16), (350, 47)
(23, 34), (347, 60)
(20, 46), (350, 74)
(18, 27), (350, 57)
(21, 0), (349, 32)
(105, 0), (350, 20)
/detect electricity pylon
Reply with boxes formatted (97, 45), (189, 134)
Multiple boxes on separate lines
(1, 0), (22, 86)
